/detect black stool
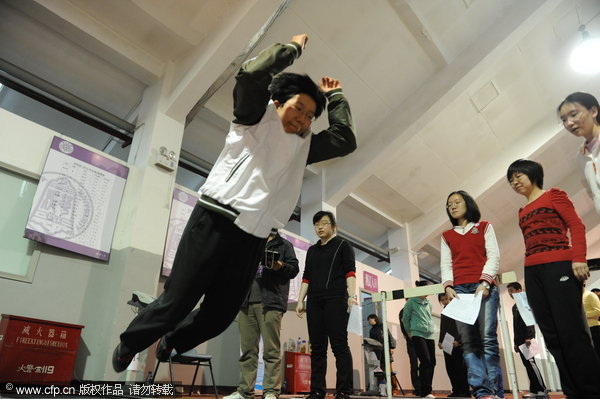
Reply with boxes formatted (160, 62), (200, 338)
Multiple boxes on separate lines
(152, 349), (218, 397)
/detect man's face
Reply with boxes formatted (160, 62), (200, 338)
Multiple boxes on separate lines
(275, 93), (316, 135)
(594, 291), (600, 300)
(507, 286), (521, 299)
(368, 318), (377, 326)
(314, 215), (335, 240)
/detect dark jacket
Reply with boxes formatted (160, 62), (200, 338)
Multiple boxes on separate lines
(439, 313), (461, 344)
(302, 236), (356, 298)
(369, 322), (396, 349)
(512, 303), (535, 352)
(242, 233), (299, 312)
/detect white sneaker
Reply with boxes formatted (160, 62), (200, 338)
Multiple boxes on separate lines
(264, 394), (278, 399)
(424, 395), (435, 398)
(223, 391), (245, 399)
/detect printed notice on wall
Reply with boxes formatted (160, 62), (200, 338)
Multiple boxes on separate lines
(24, 136), (128, 261)
(161, 188), (200, 277)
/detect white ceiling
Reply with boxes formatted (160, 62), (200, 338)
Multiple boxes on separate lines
(2, 0), (600, 279)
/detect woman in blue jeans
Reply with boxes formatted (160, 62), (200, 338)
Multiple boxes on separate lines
(440, 190), (500, 399)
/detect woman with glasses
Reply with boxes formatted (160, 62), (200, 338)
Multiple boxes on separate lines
(558, 92), (600, 214)
(296, 211), (357, 399)
(507, 159), (600, 398)
(440, 190), (500, 399)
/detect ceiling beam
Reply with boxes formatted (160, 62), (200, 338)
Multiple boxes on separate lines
(322, 0), (560, 207)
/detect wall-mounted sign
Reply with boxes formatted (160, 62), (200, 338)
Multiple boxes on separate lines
(24, 137), (128, 261)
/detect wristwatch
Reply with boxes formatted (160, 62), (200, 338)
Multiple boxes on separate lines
(480, 281), (491, 290)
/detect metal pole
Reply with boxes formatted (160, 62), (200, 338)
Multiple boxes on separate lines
(380, 291), (393, 399)
(498, 293), (519, 399)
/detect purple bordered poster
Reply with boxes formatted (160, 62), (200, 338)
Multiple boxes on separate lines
(161, 188), (200, 277)
(24, 136), (129, 261)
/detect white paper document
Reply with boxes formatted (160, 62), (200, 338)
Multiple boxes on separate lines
(441, 332), (454, 355)
(441, 292), (483, 325)
(347, 305), (363, 336)
(513, 292), (536, 326)
(519, 338), (541, 360)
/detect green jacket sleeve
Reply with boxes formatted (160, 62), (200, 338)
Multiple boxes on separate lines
(233, 42), (302, 126)
(306, 89), (357, 164)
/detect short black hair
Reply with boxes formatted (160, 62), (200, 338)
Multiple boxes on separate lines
(445, 190), (481, 226)
(313, 210), (336, 226)
(269, 73), (326, 119)
(557, 92), (600, 124)
(507, 159), (544, 189)
(591, 288), (600, 293)
(507, 282), (522, 291)
(367, 314), (379, 323)
(438, 292), (448, 301)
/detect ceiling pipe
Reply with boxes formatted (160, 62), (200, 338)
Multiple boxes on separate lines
(185, 0), (294, 126)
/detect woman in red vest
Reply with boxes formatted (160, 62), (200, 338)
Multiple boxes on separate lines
(440, 190), (500, 399)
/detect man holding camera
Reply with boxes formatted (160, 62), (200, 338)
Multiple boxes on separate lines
(225, 229), (299, 399)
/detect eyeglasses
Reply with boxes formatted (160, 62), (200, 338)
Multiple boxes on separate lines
(446, 201), (462, 209)
(560, 110), (583, 125)
(290, 104), (316, 122)
(314, 222), (331, 228)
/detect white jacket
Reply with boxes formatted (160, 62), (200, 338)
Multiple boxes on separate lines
(201, 102), (312, 238)
(576, 144), (600, 215)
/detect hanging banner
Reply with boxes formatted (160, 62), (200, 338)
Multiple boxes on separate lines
(24, 136), (128, 261)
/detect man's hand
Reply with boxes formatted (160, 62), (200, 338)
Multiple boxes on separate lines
(453, 341), (461, 348)
(271, 261), (283, 271)
(296, 301), (306, 318)
(572, 262), (589, 282)
(525, 339), (532, 347)
(320, 76), (342, 93)
(475, 283), (490, 299)
(437, 342), (443, 350)
(291, 34), (308, 49)
(445, 286), (458, 300)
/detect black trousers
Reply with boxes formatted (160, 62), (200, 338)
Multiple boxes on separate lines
(591, 325), (600, 362)
(517, 350), (546, 393)
(119, 204), (265, 354)
(525, 261), (600, 398)
(405, 336), (421, 394)
(410, 336), (435, 396)
(306, 295), (353, 395)
(444, 347), (470, 395)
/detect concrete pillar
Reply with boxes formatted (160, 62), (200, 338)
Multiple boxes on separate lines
(93, 65), (186, 381)
(388, 225), (419, 284)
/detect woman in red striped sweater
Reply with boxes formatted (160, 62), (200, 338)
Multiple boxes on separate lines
(507, 159), (600, 398)
(440, 190), (500, 399)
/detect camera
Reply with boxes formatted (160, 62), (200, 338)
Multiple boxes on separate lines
(263, 250), (280, 269)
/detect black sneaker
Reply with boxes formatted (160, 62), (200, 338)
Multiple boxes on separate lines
(112, 343), (134, 372)
(334, 392), (351, 399)
(304, 393), (324, 399)
(155, 337), (174, 362)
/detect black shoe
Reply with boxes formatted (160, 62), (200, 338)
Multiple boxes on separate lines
(334, 392), (351, 399)
(156, 337), (174, 362)
(112, 343), (134, 372)
(305, 393), (325, 399)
